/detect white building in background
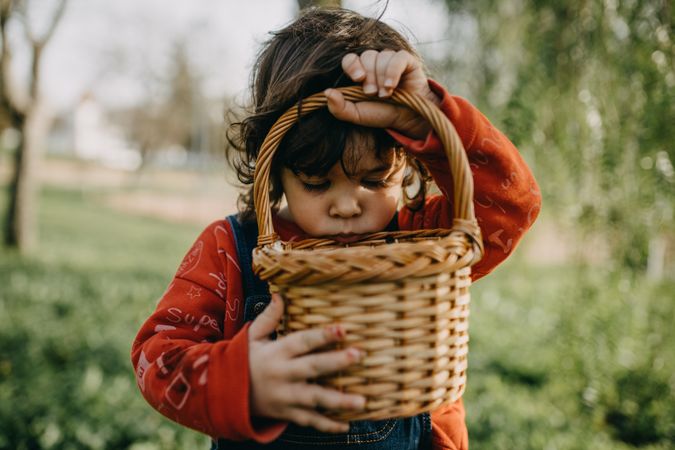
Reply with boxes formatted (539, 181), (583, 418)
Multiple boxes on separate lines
(70, 92), (141, 170)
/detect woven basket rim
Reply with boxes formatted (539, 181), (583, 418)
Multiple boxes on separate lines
(256, 228), (474, 255)
(252, 232), (478, 286)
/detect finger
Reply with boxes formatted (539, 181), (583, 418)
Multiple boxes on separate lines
(341, 53), (366, 82)
(374, 50), (396, 97)
(248, 293), (283, 341)
(382, 50), (416, 93)
(288, 407), (351, 433)
(325, 88), (363, 124)
(359, 50), (378, 95)
(280, 323), (345, 357)
(291, 383), (367, 412)
(285, 347), (364, 380)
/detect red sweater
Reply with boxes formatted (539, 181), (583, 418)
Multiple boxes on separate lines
(131, 81), (541, 449)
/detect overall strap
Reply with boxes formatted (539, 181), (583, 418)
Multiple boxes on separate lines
(386, 210), (400, 232)
(226, 214), (271, 322)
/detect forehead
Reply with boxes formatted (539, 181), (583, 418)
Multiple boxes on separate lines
(339, 132), (398, 174)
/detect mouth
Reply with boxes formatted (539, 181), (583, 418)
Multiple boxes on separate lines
(329, 233), (364, 244)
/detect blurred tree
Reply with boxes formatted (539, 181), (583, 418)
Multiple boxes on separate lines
(131, 41), (195, 169)
(438, 0), (674, 276)
(112, 40), (223, 170)
(1, 0), (68, 253)
(164, 41), (196, 155)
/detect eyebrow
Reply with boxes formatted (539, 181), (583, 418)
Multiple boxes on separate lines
(299, 165), (390, 179)
(358, 156), (407, 176)
(361, 163), (392, 175)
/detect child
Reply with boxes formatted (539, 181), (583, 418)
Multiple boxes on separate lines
(131, 7), (540, 450)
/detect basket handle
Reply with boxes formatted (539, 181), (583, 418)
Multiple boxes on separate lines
(253, 86), (481, 249)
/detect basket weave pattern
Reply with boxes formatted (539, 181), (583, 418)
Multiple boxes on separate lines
(252, 87), (483, 421)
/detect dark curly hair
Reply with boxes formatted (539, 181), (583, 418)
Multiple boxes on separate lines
(226, 7), (431, 223)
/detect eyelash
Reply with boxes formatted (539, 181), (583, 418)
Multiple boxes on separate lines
(361, 179), (390, 189)
(301, 179), (390, 192)
(302, 181), (330, 192)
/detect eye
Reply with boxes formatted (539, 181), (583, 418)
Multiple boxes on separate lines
(361, 178), (390, 189)
(302, 181), (330, 192)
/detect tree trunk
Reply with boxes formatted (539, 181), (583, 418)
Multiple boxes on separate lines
(1, 0), (67, 253)
(4, 123), (24, 248)
(4, 102), (50, 253)
(647, 235), (666, 281)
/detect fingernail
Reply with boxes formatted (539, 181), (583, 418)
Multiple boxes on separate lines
(324, 88), (333, 97)
(363, 84), (377, 94)
(330, 325), (345, 339)
(352, 69), (365, 79)
(348, 348), (363, 362)
(384, 78), (394, 88)
(352, 396), (366, 409)
(378, 88), (388, 98)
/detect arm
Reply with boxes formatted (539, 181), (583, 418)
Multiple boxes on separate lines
(131, 220), (366, 441)
(130, 221), (286, 442)
(392, 80), (541, 280)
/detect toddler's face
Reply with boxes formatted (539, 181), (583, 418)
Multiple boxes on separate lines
(280, 144), (405, 243)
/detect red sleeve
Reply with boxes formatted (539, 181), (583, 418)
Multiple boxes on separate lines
(430, 400), (468, 450)
(391, 79), (541, 281)
(130, 220), (287, 442)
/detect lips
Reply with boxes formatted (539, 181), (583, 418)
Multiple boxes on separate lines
(330, 233), (364, 243)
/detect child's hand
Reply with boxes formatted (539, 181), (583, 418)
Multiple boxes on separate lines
(248, 294), (366, 433)
(325, 50), (441, 140)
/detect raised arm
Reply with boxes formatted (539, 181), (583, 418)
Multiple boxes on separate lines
(393, 80), (541, 280)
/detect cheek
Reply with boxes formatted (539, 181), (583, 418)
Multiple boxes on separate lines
(286, 192), (326, 232)
(291, 197), (317, 218)
(369, 186), (402, 223)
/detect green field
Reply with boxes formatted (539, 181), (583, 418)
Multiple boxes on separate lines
(1, 187), (673, 449)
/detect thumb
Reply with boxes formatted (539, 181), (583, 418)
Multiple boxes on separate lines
(325, 88), (399, 129)
(325, 88), (350, 120)
(248, 294), (284, 341)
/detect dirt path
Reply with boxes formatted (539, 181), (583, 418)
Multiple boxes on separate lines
(33, 157), (239, 225)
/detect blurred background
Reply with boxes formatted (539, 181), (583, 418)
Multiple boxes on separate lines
(0, 0), (673, 449)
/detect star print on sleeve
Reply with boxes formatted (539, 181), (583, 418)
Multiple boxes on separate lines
(186, 286), (202, 300)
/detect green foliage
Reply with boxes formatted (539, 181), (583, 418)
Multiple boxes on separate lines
(436, 0), (674, 270)
(466, 261), (675, 449)
(0, 187), (209, 449)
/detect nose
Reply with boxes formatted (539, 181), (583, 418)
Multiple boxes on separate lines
(329, 192), (362, 218)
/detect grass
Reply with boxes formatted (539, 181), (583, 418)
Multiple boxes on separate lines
(1, 186), (210, 449)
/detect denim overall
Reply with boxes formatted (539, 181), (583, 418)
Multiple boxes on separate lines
(210, 214), (431, 450)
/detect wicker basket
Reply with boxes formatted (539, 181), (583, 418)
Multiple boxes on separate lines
(251, 86), (484, 421)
